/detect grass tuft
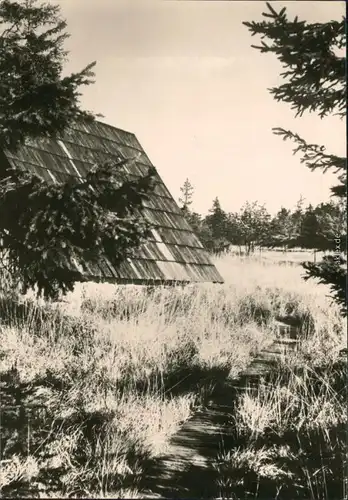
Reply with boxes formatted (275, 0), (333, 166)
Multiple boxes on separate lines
(1, 249), (346, 498)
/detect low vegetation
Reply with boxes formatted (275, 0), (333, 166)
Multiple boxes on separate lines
(214, 355), (346, 500)
(212, 255), (346, 500)
(0, 249), (345, 498)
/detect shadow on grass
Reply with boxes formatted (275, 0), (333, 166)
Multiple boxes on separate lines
(0, 296), (98, 346)
(215, 422), (346, 500)
(136, 371), (277, 498)
(214, 359), (347, 500)
(0, 359), (233, 498)
(1, 296), (310, 498)
(0, 297), (52, 329)
(0, 372), (151, 497)
(0, 297), (277, 498)
(126, 358), (346, 499)
(4, 341), (328, 498)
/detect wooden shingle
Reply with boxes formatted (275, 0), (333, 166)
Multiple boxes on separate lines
(0, 120), (224, 284)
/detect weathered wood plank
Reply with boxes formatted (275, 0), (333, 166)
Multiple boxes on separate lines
(140, 322), (299, 498)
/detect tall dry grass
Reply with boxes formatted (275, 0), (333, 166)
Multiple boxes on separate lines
(215, 358), (347, 499)
(0, 250), (346, 498)
(212, 253), (346, 500)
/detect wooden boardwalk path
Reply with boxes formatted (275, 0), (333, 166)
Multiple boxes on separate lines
(141, 322), (299, 499)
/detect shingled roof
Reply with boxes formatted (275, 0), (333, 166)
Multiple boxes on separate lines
(0, 120), (224, 284)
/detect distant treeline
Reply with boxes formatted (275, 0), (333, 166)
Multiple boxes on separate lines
(178, 179), (346, 256)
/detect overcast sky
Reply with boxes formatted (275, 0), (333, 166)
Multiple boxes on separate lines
(56, 0), (345, 216)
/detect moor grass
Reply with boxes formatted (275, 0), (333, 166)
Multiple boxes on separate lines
(0, 250), (346, 498)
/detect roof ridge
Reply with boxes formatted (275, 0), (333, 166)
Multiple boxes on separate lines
(0, 120), (224, 284)
(93, 118), (136, 138)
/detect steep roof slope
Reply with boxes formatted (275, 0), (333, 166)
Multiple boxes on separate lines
(0, 120), (224, 284)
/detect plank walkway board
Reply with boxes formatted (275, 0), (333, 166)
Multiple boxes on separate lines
(141, 324), (299, 499)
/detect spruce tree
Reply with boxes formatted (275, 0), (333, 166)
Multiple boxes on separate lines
(315, 201), (347, 252)
(179, 178), (194, 213)
(0, 0), (96, 151)
(204, 197), (230, 254)
(0, 0), (155, 300)
(205, 197), (228, 240)
(299, 205), (321, 249)
(178, 178), (202, 235)
(244, 3), (346, 315)
(270, 207), (297, 250)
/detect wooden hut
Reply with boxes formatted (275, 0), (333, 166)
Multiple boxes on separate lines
(0, 120), (224, 285)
